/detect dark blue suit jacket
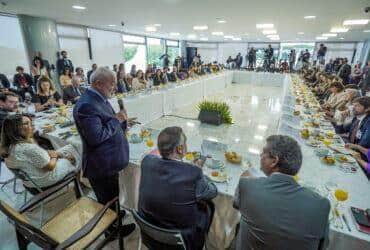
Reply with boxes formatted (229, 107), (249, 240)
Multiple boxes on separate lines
(138, 155), (217, 249)
(73, 89), (129, 179)
(335, 115), (370, 148)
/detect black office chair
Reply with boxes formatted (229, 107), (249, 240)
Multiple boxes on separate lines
(131, 209), (186, 250)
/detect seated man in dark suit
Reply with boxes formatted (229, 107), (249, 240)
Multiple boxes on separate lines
(334, 96), (370, 148)
(138, 126), (217, 250)
(63, 75), (85, 104)
(0, 73), (11, 89)
(234, 135), (330, 250)
(13, 66), (34, 100)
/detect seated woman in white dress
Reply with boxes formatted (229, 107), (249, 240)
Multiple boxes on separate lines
(1, 114), (79, 189)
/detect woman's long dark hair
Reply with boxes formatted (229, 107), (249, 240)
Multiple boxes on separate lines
(32, 56), (45, 69)
(1, 114), (28, 157)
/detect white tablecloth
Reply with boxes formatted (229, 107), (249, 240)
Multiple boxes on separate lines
(34, 71), (370, 250)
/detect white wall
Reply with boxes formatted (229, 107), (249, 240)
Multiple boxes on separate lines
(89, 28), (124, 68)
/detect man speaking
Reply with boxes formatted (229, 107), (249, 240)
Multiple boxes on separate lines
(73, 67), (135, 236)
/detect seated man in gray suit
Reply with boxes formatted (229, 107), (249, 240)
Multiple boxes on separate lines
(138, 126), (217, 250)
(234, 135), (330, 250)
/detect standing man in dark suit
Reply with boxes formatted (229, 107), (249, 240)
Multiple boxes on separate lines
(73, 67), (135, 235)
(63, 76), (85, 104)
(138, 126), (217, 250)
(234, 135), (330, 250)
(337, 58), (351, 84)
(87, 63), (98, 85)
(334, 96), (370, 148)
(57, 50), (74, 76)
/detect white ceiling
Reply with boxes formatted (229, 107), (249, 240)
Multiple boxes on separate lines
(2, 0), (370, 42)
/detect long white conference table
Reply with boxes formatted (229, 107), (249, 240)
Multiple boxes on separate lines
(33, 71), (370, 250)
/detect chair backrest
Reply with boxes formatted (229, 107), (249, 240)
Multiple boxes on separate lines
(8, 167), (43, 193)
(0, 200), (58, 247)
(131, 209), (186, 250)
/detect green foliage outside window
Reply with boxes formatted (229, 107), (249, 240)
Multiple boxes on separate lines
(147, 45), (164, 67)
(123, 46), (138, 62)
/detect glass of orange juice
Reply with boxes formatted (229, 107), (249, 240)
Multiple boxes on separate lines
(146, 138), (154, 148)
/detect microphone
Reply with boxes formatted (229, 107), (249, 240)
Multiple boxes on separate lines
(117, 99), (125, 111)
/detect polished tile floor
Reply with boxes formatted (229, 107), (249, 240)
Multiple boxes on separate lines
(0, 82), (284, 250)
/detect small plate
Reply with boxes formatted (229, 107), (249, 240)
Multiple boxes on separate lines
(207, 171), (228, 183)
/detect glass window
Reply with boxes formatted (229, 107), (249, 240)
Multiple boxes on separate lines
(124, 44), (146, 71)
(279, 43), (315, 65)
(167, 46), (180, 66)
(147, 38), (164, 67)
(59, 37), (91, 72)
(57, 24), (87, 37)
(122, 34), (145, 44)
(89, 28), (123, 68)
(0, 15), (29, 77)
(166, 40), (179, 47)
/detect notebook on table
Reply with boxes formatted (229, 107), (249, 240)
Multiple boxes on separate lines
(351, 207), (370, 234)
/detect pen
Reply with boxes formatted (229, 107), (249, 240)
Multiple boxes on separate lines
(342, 215), (351, 232)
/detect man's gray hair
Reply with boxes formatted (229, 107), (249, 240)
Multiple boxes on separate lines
(90, 67), (115, 85)
(266, 135), (302, 175)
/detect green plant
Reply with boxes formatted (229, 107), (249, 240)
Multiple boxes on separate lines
(197, 100), (233, 124)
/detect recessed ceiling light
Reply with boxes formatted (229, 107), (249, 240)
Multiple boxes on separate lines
(217, 20), (227, 24)
(343, 19), (369, 25)
(256, 23), (274, 29)
(108, 24), (116, 27)
(270, 37), (280, 41)
(187, 34), (197, 39)
(339, 37), (345, 40)
(244, 33), (249, 36)
(224, 35), (234, 39)
(170, 32), (180, 36)
(145, 26), (157, 32)
(262, 29), (277, 35)
(212, 31), (224, 36)
(266, 34), (279, 38)
(153, 24), (161, 27)
(322, 33), (337, 37)
(200, 37), (208, 41)
(193, 25), (208, 31)
(304, 16), (316, 19)
(330, 27), (349, 33)
(363, 30), (370, 33)
(72, 5), (86, 10)
(316, 36), (328, 40)
(232, 37), (242, 41)
(297, 32), (304, 35)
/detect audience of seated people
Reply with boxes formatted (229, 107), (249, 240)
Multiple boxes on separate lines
(1, 46), (370, 250)
(302, 64), (370, 178)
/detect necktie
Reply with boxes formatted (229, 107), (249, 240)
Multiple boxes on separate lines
(350, 118), (360, 143)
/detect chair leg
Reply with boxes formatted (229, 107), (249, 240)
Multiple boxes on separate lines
(117, 202), (124, 250)
(16, 230), (29, 250)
